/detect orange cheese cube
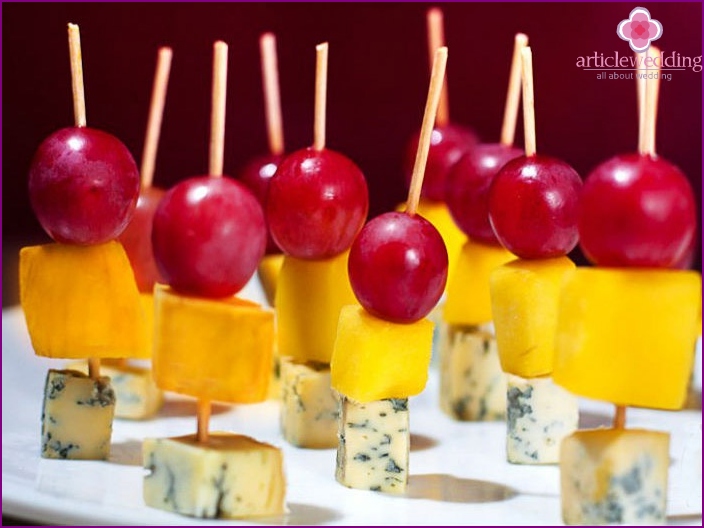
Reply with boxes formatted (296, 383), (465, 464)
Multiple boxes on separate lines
(443, 239), (515, 325)
(490, 257), (576, 377)
(153, 285), (274, 403)
(137, 293), (155, 360)
(553, 268), (701, 410)
(19, 242), (147, 359)
(275, 252), (356, 363)
(258, 253), (284, 307)
(331, 305), (433, 402)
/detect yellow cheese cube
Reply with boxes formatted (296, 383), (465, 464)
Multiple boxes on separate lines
(399, 198), (465, 282)
(153, 285), (274, 403)
(490, 257), (576, 377)
(258, 253), (284, 307)
(560, 428), (669, 525)
(443, 239), (515, 326)
(20, 242), (147, 359)
(275, 252), (356, 363)
(331, 305), (433, 402)
(137, 293), (155, 360)
(554, 268), (701, 410)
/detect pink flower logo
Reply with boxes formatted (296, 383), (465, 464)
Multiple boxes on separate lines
(617, 7), (663, 52)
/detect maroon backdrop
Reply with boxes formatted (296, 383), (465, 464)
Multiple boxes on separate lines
(2, 2), (701, 303)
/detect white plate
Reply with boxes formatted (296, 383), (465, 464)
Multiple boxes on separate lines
(2, 282), (702, 526)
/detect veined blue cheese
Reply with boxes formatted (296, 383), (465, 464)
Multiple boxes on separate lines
(439, 324), (507, 421)
(143, 432), (286, 519)
(506, 374), (578, 464)
(280, 358), (338, 448)
(335, 396), (409, 494)
(560, 429), (669, 525)
(67, 359), (163, 420)
(41, 369), (115, 460)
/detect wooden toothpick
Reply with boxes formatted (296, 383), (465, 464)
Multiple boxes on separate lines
(209, 41), (228, 177)
(313, 42), (329, 151)
(197, 399), (211, 443)
(636, 52), (647, 155)
(521, 47), (537, 157)
(426, 8), (449, 127)
(644, 46), (661, 156)
(260, 33), (285, 156)
(88, 357), (100, 381)
(613, 404), (626, 429)
(68, 23), (87, 128)
(140, 47), (173, 189)
(500, 33), (529, 147)
(406, 47), (448, 216)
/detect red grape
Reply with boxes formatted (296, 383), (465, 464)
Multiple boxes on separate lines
(578, 153), (696, 268)
(28, 127), (140, 244)
(152, 176), (266, 298)
(403, 124), (478, 201)
(348, 212), (448, 324)
(238, 153), (284, 255)
(118, 186), (166, 292)
(267, 147), (368, 259)
(446, 143), (523, 243)
(488, 155), (582, 259)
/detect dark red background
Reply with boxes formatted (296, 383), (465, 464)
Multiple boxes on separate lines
(2, 2), (701, 304)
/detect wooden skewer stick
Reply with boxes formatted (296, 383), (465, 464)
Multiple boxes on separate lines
(68, 23), (87, 128)
(68, 23), (98, 379)
(500, 33), (529, 147)
(426, 8), (449, 127)
(140, 47), (173, 189)
(521, 47), (537, 157)
(636, 52), (647, 155)
(197, 399), (211, 443)
(313, 42), (328, 151)
(613, 404), (627, 429)
(209, 41), (228, 177)
(260, 33), (285, 156)
(644, 46), (661, 157)
(88, 358), (101, 381)
(406, 47), (448, 217)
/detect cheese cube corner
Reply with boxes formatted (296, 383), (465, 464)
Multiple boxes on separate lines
(331, 305), (433, 402)
(554, 268), (701, 409)
(20, 242), (147, 359)
(143, 433), (286, 518)
(68, 359), (163, 420)
(561, 428), (669, 525)
(41, 369), (115, 460)
(258, 253), (285, 307)
(153, 286), (274, 403)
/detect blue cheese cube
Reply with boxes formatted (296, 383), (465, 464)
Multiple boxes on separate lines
(143, 433), (286, 519)
(280, 358), (338, 448)
(41, 369), (115, 460)
(439, 324), (507, 421)
(336, 396), (409, 494)
(67, 359), (163, 420)
(506, 374), (578, 464)
(561, 429), (669, 525)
